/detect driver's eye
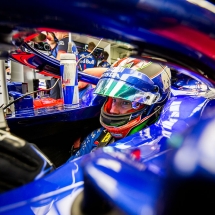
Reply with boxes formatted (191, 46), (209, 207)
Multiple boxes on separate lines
(121, 101), (131, 108)
(122, 101), (130, 106)
(112, 99), (131, 108)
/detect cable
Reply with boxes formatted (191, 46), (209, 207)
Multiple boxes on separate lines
(3, 79), (60, 110)
(76, 38), (103, 69)
(4, 38), (103, 110)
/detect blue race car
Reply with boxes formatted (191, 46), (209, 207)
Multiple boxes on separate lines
(0, 0), (215, 214)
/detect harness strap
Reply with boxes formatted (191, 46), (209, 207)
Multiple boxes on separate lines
(71, 130), (115, 156)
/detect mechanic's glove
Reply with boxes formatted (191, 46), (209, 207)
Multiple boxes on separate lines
(0, 129), (55, 193)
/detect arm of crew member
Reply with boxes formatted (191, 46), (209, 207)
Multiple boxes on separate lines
(78, 68), (108, 89)
(83, 68), (107, 77)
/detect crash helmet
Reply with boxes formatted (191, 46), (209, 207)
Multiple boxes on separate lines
(94, 57), (171, 139)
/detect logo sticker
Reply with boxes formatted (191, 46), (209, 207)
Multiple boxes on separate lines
(101, 132), (112, 143)
(59, 41), (64, 45)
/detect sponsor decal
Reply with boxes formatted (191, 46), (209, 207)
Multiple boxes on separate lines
(101, 132), (112, 143)
(59, 41), (64, 45)
(111, 133), (122, 138)
(80, 58), (95, 64)
(103, 72), (120, 79)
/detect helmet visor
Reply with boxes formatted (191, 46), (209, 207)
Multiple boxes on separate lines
(94, 78), (160, 105)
